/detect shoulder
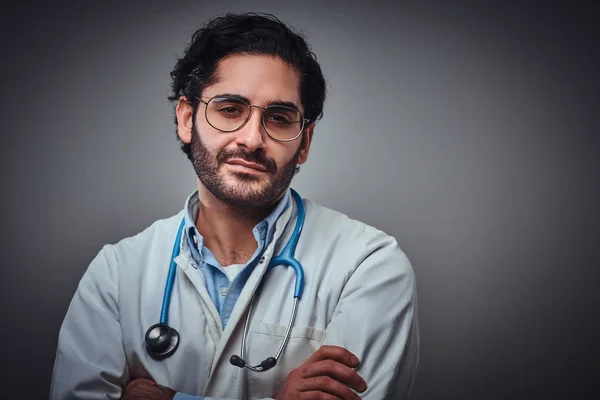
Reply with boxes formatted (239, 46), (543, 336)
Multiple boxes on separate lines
(298, 198), (417, 318)
(113, 211), (184, 251)
(76, 211), (185, 295)
(302, 198), (413, 274)
(95, 211), (185, 268)
(303, 198), (398, 250)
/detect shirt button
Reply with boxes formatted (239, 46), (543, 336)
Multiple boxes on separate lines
(193, 236), (198, 244)
(220, 287), (228, 296)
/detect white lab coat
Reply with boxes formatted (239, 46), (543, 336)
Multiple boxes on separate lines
(50, 194), (419, 399)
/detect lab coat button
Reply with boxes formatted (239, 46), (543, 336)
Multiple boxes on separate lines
(259, 256), (265, 264)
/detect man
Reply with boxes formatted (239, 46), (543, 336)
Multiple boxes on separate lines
(50, 13), (419, 400)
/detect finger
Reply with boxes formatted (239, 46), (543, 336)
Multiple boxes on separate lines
(124, 377), (152, 390)
(299, 376), (361, 400)
(300, 359), (367, 393)
(303, 345), (360, 368)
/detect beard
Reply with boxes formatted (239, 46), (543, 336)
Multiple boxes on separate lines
(190, 123), (301, 208)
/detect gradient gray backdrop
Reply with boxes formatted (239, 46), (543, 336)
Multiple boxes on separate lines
(1, 1), (598, 398)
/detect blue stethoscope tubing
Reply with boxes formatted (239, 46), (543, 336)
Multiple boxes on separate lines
(161, 218), (185, 324)
(144, 189), (306, 370)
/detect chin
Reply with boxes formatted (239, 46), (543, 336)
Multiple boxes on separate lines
(224, 170), (270, 184)
(223, 175), (266, 189)
(229, 172), (263, 181)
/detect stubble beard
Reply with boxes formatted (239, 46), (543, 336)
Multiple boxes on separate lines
(189, 123), (301, 209)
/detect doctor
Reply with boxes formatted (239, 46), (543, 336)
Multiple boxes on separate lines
(50, 12), (419, 400)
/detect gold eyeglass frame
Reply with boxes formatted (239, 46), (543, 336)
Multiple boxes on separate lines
(194, 95), (309, 142)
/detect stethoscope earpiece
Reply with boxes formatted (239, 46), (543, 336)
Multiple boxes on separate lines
(260, 357), (277, 370)
(229, 355), (245, 368)
(145, 323), (180, 360)
(229, 354), (278, 371)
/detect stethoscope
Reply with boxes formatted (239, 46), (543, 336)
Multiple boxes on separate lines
(144, 189), (305, 373)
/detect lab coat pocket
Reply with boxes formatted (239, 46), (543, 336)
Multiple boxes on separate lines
(246, 322), (326, 397)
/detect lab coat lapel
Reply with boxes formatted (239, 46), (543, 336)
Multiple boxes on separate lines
(174, 239), (223, 349)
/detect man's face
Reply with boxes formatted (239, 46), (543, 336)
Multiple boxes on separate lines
(177, 55), (314, 208)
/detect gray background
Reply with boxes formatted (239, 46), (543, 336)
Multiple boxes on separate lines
(1, 0), (598, 398)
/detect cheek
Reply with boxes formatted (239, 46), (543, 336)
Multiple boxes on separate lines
(195, 122), (234, 153)
(269, 146), (301, 170)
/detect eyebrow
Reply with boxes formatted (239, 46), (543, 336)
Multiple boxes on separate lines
(213, 93), (301, 112)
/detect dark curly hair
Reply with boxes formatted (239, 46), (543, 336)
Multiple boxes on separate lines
(168, 12), (327, 161)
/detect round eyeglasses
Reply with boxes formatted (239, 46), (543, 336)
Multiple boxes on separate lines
(195, 95), (309, 142)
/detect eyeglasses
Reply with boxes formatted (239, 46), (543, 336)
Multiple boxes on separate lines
(195, 95), (309, 142)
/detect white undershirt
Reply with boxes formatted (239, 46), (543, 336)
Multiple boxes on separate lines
(222, 263), (246, 282)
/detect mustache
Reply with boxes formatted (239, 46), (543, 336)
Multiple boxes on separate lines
(217, 149), (277, 173)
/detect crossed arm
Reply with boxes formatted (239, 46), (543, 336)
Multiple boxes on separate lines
(122, 345), (367, 400)
(50, 237), (418, 399)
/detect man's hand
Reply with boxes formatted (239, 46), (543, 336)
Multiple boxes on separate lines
(121, 377), (176, 400)
(275, 345), (368, 400)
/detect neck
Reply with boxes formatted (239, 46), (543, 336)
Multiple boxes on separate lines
(194, 181), (282, 266)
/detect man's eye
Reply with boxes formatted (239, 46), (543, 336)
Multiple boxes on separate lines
(220, 107), (242, 115)
(266, 114), (291, 124)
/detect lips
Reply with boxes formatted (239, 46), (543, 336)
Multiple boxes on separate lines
(225, 158), (268, 172)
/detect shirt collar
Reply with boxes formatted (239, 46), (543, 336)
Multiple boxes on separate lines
(183, 188), (292, 259)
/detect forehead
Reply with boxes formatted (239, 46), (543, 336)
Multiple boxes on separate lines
(203, 54), (302, 108)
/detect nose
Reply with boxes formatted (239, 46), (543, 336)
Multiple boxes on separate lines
(234, 106), (266, 151)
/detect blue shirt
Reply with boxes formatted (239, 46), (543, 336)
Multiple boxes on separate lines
(182, 189), (291, 328)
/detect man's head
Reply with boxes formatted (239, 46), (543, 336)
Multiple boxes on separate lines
(169, 13), (326, 208)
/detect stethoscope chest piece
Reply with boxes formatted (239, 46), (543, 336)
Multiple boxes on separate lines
(145, 322), (180, 360)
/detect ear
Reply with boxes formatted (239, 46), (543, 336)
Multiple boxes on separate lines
(296, 123), (315, 165)
(176, 97), (194, 144)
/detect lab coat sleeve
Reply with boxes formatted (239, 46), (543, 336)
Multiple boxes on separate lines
(174, 394), (204, 399)
(323, 236), (419, 400)
(50, 244), (130, 399)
